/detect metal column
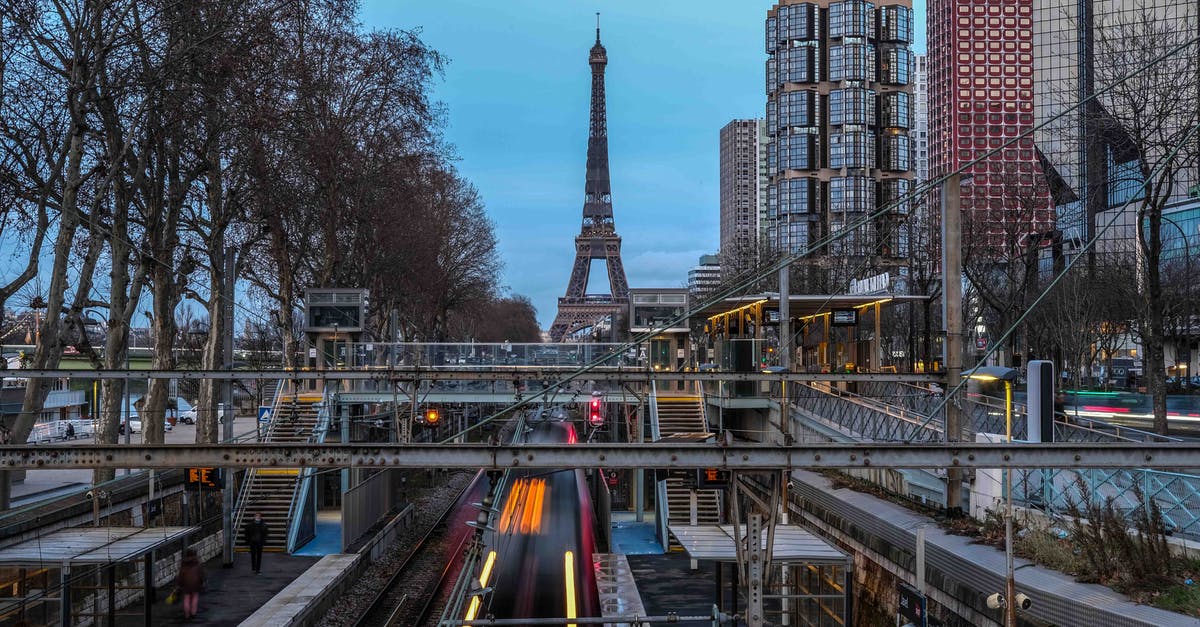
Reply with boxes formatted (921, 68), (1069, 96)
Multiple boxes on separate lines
(222, 246), (236, 566)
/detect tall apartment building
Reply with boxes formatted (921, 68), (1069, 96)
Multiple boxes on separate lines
(764, 0), (916, 282)
(719, 119), (769, 276)
(912, 54), (930, 186)
(928, 0), (1054, 258)
(1032, 0), (1198, 254)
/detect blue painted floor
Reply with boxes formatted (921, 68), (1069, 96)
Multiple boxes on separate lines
(294, 510), (342, 556)
(611, 510), (664, 555)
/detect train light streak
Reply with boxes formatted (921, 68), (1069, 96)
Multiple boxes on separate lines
(480, 550), (497, 586)
(564, 551), (577, 627)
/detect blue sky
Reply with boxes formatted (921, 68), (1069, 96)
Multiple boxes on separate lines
(362, 1), (926, 328)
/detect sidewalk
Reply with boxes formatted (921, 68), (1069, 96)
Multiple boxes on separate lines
(117, 551), (319, 626)
(791, 469), (1200, 627)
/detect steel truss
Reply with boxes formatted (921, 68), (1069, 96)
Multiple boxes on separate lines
(1, 442), (1196, 470)
(8, 368), (939, 383)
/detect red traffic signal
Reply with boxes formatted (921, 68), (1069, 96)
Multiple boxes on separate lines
(590, 398), (601, 411)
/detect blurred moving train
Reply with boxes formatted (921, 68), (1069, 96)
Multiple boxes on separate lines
(463, 413), (601, 623)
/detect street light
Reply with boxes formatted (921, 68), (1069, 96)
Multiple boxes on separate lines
(964, 365), (1020, 627)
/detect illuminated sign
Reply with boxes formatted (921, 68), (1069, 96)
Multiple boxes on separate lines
(186, 468), (221, 489)
(831, 309), (858, 326)
(696, 468), (731, 489)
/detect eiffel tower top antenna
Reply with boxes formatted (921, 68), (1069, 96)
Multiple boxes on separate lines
(596, 12), (600, 41)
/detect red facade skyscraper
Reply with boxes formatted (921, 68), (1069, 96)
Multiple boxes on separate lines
(928, 0), (1052, 257)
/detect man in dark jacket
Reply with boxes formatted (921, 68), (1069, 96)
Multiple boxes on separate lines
(243, 513), (269, 573)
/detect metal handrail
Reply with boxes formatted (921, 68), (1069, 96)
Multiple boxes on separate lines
(230, 378), (291, 543)
(286, 388), (332, 552)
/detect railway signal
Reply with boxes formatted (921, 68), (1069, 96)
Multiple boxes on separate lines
(423, 407), (441, 426)
(589, 396), (604, 426)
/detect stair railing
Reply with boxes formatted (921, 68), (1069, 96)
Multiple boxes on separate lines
(649, 381), (669, 549)
(231, 376), (292, 543)
(286, 387), (333, 552)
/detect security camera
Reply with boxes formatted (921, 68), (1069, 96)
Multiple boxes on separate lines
(986, 593), (1005, 610)
(1015, 593), (1033, 610)
(86, 490), (95, 500)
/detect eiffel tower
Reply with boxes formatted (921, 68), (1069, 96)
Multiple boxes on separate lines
(549, 18), (630, 341)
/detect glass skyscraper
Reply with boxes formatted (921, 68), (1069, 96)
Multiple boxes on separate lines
(764, 0), (916, 282)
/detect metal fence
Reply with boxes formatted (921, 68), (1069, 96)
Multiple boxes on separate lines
(340, 342), (640, 369)
(798, 379), (1200, 539)
(1015, 467), (1200, 539)
(342, 469), (398, 551)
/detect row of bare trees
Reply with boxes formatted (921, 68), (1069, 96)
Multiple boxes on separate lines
(0, 0), (530, 502)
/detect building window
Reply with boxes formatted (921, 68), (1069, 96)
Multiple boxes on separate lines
(778, 178), (817, 215)
(878, 45), (912, 85)
(830, 176), (876, 213)
(877, 5), (912, 43)
(830, 132), (875, 169)
(829, 0), (874, 38)
(778, 3), (820, 41)
(879, 178), (911, 215)
(880, 91), (911, 128)
(781, 45), (818, 83)
(779, 132), (818, 170)
(779, 89), (818, 128)
(830, 43), (876, 82)
(829, 88), (876, 126)
(880, 134), (911, 171)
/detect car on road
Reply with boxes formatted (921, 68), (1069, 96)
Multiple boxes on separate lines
(119, 416), (141, 435)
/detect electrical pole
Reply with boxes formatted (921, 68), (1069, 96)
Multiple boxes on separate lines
(942, 173), (965, 515)
(222, 247), (236, 567)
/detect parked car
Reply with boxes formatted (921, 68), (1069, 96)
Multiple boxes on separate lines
(177, 405), (228, 425)
(119, 416), (142, 435)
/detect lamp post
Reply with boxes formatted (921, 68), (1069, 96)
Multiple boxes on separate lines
(964, 365), (1019, 627)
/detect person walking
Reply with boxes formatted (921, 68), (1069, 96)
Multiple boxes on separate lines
(175, 548), (205, 620)
(243, 513), (269, 574)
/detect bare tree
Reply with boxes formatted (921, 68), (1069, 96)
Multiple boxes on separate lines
(1089, 2), (1200, 432)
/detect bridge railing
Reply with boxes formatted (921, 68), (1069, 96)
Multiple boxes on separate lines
(341, 342), (641, 369)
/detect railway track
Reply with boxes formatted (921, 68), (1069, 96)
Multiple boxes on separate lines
(352, 473), (479, 627)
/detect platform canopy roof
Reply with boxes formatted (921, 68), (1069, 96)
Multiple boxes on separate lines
(696, 293), (930, 321)
(668, 524), (849, 564)
(0, 526), (196, 566)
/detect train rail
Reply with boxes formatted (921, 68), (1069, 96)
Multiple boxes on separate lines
(352, 475), (478, 627)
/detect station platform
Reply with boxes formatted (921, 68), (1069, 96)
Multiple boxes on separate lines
(610, 510), (663, 555)
(117, 551), (319, 625)
(293, 510), (343, 556)
(241, 553), (361, 627)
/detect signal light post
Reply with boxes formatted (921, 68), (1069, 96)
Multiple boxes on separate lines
(589, 396), (604, 427)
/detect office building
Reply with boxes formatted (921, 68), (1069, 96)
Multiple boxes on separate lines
(688, 254), (722, 297)
(928, 0), (1054, 258)
(764, 0), (916, 284)
(912, 54), (930, 186)
(1032, 0), (1198, 256)
(720, 119), (769, 275)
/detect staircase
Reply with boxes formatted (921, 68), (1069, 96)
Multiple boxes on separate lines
(654, 395), (721, 547)
(233, 393), (322, 551)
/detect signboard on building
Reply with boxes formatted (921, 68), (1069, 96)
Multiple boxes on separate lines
(850, 272), (890, 295)
(830, 310), (858, 326)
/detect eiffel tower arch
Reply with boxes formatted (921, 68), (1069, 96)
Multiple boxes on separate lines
(549, 19), (630, 341)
